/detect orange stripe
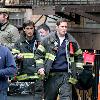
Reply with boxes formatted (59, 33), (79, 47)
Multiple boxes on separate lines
(98, 83), (100, 100)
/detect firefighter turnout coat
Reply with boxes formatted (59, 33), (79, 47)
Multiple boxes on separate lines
(35, 31), (83, 83)
(12, 35), (37, 80)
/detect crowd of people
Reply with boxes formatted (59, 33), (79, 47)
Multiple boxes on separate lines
(0, 8), (90, 100)
(0, 8), (51, 100)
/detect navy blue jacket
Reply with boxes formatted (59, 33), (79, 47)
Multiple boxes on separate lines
(0, 45), (16, 91)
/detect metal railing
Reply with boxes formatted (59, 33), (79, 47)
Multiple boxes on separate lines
(4, 0), (100, 7)
(33, 0), (100, 5)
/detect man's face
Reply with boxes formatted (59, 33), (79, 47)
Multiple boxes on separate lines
(38, 28), (49, 37)
(23, 25), (35, 37)
(0, 13), (7, 24)
(56, 22), (68, 37)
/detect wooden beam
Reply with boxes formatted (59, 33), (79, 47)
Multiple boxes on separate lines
(68, 27), (100, 34)
(55, 6), (100, 23)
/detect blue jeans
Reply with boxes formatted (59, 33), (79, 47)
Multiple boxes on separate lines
(0, 91), (7, 100)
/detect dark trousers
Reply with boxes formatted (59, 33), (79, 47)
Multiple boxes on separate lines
(33, 80), (44, 100)
(44, 72), (72, 100)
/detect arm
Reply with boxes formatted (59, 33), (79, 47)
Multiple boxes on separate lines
(0, 48), (17, 78)
(35, 40), (46, 76)
(67, 33), (83, 69)
(12, 41), (23, 59)
(10, 26), (20, 43)
(71, 42), (84, 76)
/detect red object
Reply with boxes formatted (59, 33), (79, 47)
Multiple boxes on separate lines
(70, 42), (74, 55)
(98, 71), (100, 100)
(83, 51), (95, 64)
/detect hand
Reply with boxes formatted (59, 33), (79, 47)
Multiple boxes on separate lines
(17, 53), (24, 60)
(38, 68), (45, 76)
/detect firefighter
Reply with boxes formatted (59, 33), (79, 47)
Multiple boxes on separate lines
(0, 8), (20, 49)
(12, 20), (43, 99)
(35, 18), (83, 100)
(37, 23), (50, 41)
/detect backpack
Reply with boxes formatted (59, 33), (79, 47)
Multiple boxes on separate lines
(75, 65), (94, 90)
(75, 50), (95, 90)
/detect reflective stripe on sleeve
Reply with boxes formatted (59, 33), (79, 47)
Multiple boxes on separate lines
(76, 62), (84, 68)
(45, 53), (49, 59)
(75, 49), (82, 55)
(36, 59), (43, 64)
(12, 49), (20, 54)
(38, 45), (45, 52)
(45, 53), (56, 61)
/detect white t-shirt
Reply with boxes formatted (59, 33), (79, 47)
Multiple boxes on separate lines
(59, 36), (65, 46)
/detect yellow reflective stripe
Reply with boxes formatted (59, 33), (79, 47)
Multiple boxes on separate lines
(68, 77), (78, 84)
(36, 59), (43, 64)
(45, 53), (56, 61)
(29, 76), (39, 79)
(76, 62), (84, 68)
(22, 53), (34, 58)
(75, 49), (82, 55)
(70, 57), (74, 62)
(45, 53), (50, 59)
(16, 74), (28, 80)
(48, 54), (56, 61)
(38, 45), (45, 52)
(12, 49), (20, 54)
(16, 74), (40, 81)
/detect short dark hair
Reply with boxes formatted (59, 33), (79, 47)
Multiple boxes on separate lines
(37, 24), (50, 32)
(56, 18), (68, 26)
(22, 20), (36, 38)
(23, 20), (35, 29)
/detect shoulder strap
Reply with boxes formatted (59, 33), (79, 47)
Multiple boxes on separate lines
(65, 39), (72, 73)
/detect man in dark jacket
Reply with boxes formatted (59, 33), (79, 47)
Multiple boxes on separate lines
(0, 44), (17, 100)
(35, 18), (83, 100)
(12, 20), (43, 100)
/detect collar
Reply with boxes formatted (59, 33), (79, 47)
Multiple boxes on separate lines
(20, 35), (35, 44)
(1, 22), (9, 31)
(55, 31), (68, 40)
